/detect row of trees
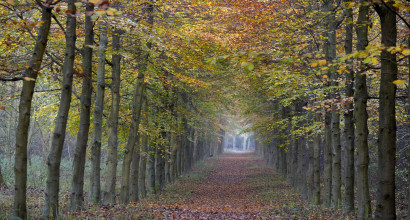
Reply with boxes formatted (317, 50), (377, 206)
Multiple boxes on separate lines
(241, 0), (409, 219)
(0, 0), (227, 219)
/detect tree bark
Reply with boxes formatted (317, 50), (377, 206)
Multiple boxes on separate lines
(313, 113), (321, 205)
(69, 4), (94, 211)
(147, 144), (156, 194)
(138, 98), (148, 199)
(374, 3), (397, 219)
(42, 1), (76, 217)
(355, 1), (371, 219)
(120, 74), (145, 204)
(14, 4), (53, 219)
(343, 0), (354, 214)
(323, 112), (332, 207)
(130, 136), (140, 202)
(89, 23), (108, 205)
(103, 29), (123, 204)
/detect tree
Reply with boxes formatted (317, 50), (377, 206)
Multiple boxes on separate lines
(89, 22), (108, 205)
(70, 3), (94, 211)
(342, 0), (354, 213)
(13, 2), (53, 219)
(103, 28), (123, 204)
(354, 1), (371, 218)
(374, 2), (398, 219)
(42, 0), (76, 217)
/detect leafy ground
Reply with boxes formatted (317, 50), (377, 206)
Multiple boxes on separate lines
(0, 153), (355, 219)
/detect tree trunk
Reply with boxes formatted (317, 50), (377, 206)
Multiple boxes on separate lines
(69, 4), (94, 211)
(343, 1), (354, 214)
(89, 24), (108, 205)
(120, 74), (145, 204)
(103, 29), (123, 204)
(307, 137), (314, 203)
(407, 35), (410, 220)
(323, 112), (332, 207)
(313, 113), (321, 205)
(374, 3), (397, 219)
(326, 0), (342, 208)
(355, 1), (371, 219)
(130, 136), (140, 202)
(14, 4), (53, 219)
(42, 1), (75, 217)
(147, 144), (156, 194)
(155, 145), (165, 192)
(138, 98), (148, 199)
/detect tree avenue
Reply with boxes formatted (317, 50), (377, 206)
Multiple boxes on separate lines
(0, 0), (409, 219)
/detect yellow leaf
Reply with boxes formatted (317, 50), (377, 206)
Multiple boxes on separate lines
(322, 75), (328, 79)
(393, 80), (406, 85)
(311, 62), (318, 67)
(318, 60), (327, 66)
(371, 58), (378, 65)
(402, 49), (410, 56)
(337, 67), (345, 74)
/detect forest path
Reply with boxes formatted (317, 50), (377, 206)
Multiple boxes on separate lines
(137, 152), (348, 219)
(143, 152), (267, 219)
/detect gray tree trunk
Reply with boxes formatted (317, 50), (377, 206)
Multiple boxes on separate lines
(42, 1), (76, 217)
(407, 35), (410, 220)
(323, 112), (332, 207)
(325, 0), (342, 208)
(343, 1), (354, 214)
(307, 137), (314, 202)
(147, 144), (156, 194)
(138, 98), (148, 199)
(69, 4), (94, 211)
(130, 136), (140, 202)
(103, 29), (123, 204)
(120, 74), (145, 204)
(313, 113), (321, 205)
(89, 24), (108, 205)
(374, 3), (397, 219)
(355, 2), (371, 219)
(14, 4), (52, 219)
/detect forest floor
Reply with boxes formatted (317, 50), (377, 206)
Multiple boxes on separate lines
(0, 153), (354, 219)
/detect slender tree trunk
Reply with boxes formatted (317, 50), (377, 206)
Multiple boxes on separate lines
(120, 75), (145, 204)
(130, 136), (140, 202)
(355, 2), (371, 219)
(103, 29), (123, 204)
(69, 4), (94, 211)
(343, 1), (354, 214)
(89, 24), (108, 205)
(313, 113), (321, 205)
(323, 112), (332, 207)
(374, 3), (397, 219)
(307, 137), (314, 202)
(147, 144), (156, 194)
(42, 1), (75, 217)
(155, 145), (165, 192)
(327, 2), (342, 208)
(138, 98), (148, 199)
(407, 35), (410, 220)
(14, 4), (52, 219)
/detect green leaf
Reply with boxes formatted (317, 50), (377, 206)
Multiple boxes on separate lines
(247, 63), (255, 71)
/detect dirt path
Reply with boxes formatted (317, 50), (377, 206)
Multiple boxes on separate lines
(140, 152), (349, 219)
(144, 153), (266, 219)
